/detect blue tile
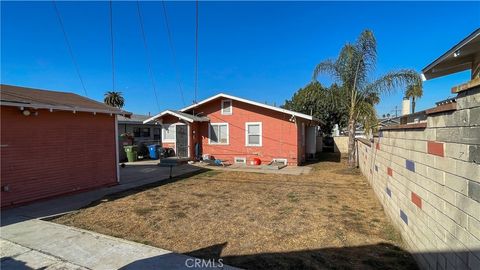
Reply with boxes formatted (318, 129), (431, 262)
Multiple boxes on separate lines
(406, 160), (415, 172)
(400, 210), (408, 225)
(385, 187), (391, 197)
(375, 165), (378, 172)
(379, 131), (383, 137)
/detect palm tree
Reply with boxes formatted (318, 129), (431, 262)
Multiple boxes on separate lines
(313, 30), (422, 167)
(104, 91), (125, 108)
(405, 83), (423, 113)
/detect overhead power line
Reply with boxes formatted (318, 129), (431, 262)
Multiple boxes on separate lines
(194, 0), (199, 103)
(136, 0), (161, 111)
(52, 0), (88, 96)
(161, 1), (186, 106)
(109, 0), (115, 91)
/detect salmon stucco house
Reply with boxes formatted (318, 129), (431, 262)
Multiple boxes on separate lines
(0, 84), (131, 207)
(144, 93), (321, 166)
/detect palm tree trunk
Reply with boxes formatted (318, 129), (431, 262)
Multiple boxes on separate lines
(412, 97), (416, 114)
(347, 117), (356, 167)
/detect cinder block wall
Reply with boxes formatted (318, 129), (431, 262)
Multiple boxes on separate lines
(334, 136), (349, 153)
(357, 86), (480, 270)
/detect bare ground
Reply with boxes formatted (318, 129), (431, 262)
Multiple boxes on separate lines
(54, 153), (418, 269)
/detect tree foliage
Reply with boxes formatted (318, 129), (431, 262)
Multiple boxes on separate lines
(312, 29), (422, 167)
(104, 91), (125, 109)
(283, 82), (348, 134)
(405, 83), (423, 113)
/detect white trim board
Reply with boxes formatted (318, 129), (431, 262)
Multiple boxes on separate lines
(144, 110), (202, 124)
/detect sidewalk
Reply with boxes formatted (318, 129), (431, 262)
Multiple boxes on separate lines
(1, 164), (236, 269)
(1, 219), (224, 270)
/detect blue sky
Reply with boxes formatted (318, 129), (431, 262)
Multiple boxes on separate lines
(2, 1), (479, 116)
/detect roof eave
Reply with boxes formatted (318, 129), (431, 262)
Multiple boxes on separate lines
(0, 101), (131, 116)
(180, 93), (321, 123)
(422, 28), (480, 80)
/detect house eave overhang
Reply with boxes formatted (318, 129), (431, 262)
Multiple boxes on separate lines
(143, 110), (210, 124)
(179, 93), (324, 125)
(422, 28), (480, 80)
(0, 101), (132, 116)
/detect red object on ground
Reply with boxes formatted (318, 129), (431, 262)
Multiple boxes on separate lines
(253, 157), (262, 165)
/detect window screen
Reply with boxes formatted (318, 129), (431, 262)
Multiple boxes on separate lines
(246, 123), (261, 146)
(162, 125), (175, 141)
(209, 123), (229, 144)
(221, 100), (232, 115)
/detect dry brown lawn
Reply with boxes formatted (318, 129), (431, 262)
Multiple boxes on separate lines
(54, 153), (418, 269)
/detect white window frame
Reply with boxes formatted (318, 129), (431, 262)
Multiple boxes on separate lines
(208, 123), (229, 145)
(221, 99), (233, 115)
(234, 157), (247, 164)
(162, 124), (176, 142)
(245, 122), (262, 147)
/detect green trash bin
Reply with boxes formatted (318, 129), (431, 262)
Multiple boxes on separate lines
(124, 145), (138, 162)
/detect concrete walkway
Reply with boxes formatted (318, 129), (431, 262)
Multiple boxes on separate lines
(2, 220), (227, 270)
(1, 164), (236, 269)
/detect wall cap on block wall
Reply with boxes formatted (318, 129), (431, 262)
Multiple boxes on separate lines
(356, 138), (371, 146)
(451, 77), (480, 93)
(380, 123), (427, 131)
(426, 102), (457, 115)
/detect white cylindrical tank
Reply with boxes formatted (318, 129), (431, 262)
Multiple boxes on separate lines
(306, 126), (317, 154)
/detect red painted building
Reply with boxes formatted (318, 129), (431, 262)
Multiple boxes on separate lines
(144, 93), (321, 166)
(0, 85), (131, 207)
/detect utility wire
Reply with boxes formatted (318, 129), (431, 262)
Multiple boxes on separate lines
(52, 0), (88, 96)
(136, 0), (161, 111)
(109, 0), (115, 91)
(194, 0), (199, 103)
(161, 0), (186, 106)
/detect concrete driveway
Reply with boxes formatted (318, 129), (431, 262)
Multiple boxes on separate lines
(1, 163), (236, 269)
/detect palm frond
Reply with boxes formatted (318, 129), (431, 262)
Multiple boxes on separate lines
(312, 60), (338, 81)
(356, 100), (378, 135)
(405, 83), (423, 99)
(365, 69), (421, 96)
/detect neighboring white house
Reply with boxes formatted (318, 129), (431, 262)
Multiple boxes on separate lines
(117, 114), (161, 161)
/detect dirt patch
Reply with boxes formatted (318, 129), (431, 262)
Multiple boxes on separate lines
(53, 153), (417, 269)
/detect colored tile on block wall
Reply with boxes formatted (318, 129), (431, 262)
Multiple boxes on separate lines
(376, 143), (380, 150)
(387, 167), (393, 176)
(400, 210), (408, 225)
(385, 187), (392, 197)
(406, 160), (415, 172)
(411, 192), (422, 209)
(427, 141), (444, 157)
(379, 131), (383, 137)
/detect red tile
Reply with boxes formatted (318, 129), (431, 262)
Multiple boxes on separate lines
(376, 143), (380, 150)
(427, 141), (444, 157)
(411, 192), (422, 209)
(387, 167), (393, 176)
